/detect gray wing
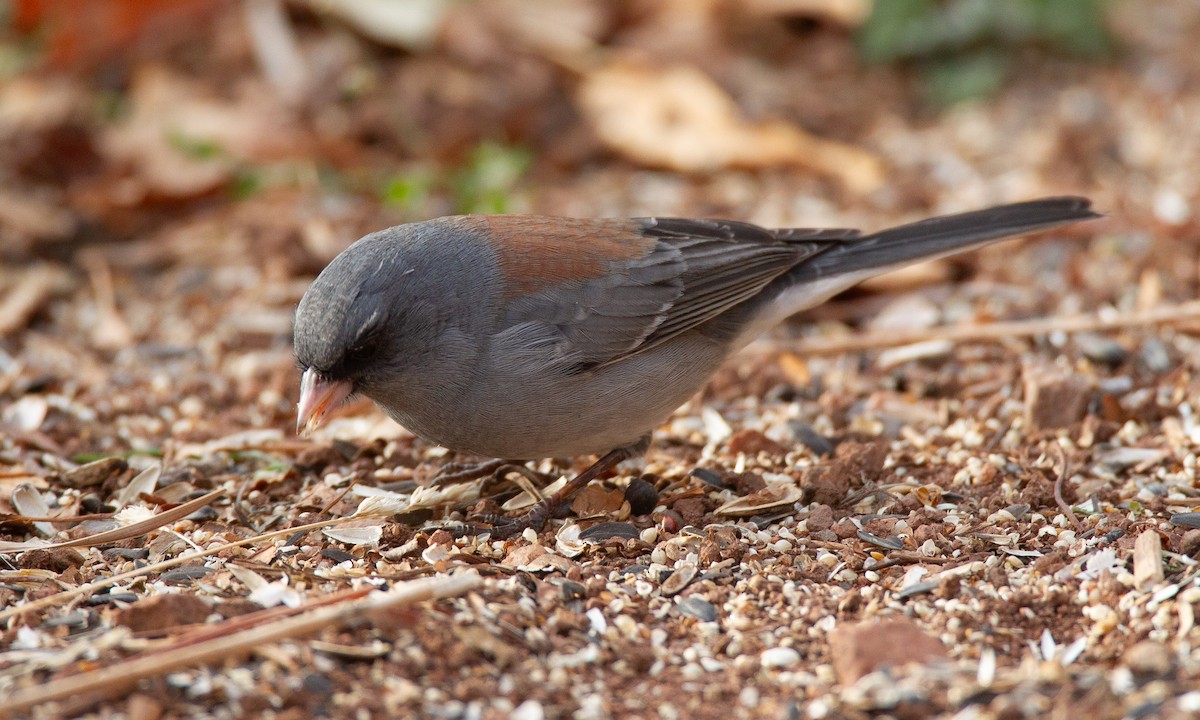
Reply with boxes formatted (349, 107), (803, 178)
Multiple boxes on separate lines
(498, 218), (859, 372)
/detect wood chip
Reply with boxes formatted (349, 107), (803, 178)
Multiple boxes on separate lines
(0, 264), (65, 336)
(1133, 529), (1165, 589)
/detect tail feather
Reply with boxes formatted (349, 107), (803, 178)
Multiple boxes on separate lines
(790, 196), (1098, 282)
(729, 197), (1099, 344)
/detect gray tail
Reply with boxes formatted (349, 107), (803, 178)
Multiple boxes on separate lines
(790, 196), (1099, 283)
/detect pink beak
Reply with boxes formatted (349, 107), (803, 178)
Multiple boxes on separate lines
(296, 368), (353, 435)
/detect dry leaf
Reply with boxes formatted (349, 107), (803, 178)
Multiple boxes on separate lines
(323, 524), (384, 547)
(99, 66), (303, 199)
(11, 483), (55, 536)
(570, 484), (625, 518)
(744, 0), (870, 25)
(714, 481), (804, 516)
(577, 60), (884, 193)
(502, 476), (566, 512)
(2, 395), (47, 431)
(113, 464), (162, 509)
(555, 523), (585, 558)
(230, 565), (303, 608)
(0, 264), (70, 336)
(178, 429), (286, 457)
(304, 0), (453, 51)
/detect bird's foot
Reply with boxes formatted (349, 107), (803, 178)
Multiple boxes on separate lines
(472, 441), (647, 539)
(430, 458), (509, 487)
(474, 502), (555, 540)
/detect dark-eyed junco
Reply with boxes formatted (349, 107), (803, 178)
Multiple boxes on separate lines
(294, 197), (1097, 533)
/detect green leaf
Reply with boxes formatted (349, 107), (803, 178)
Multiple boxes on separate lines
(1025, 0), (1114, 57)
(380, 167), (436, 213)
(451, 141), (531, 215)
(167, 130), (223, 160)
(857, 0), (1113, 105)
(924, 50), (1010, 107)
(231, 169), (263, 199)
(857, 0), (938, 62)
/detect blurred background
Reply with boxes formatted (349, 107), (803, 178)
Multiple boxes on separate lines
(0, 0), (1197, 452)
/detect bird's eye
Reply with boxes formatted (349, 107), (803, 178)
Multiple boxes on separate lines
(342, 327), (381, 369)
(347, 341), (374, 361)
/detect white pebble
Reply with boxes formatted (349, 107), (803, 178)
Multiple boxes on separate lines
(739, 686), (760, 708)
(511, 700), (545, 720)
(1154, 188), (1190, 225)
(700, 657), (724, 672)
(761, 646), (801, 668)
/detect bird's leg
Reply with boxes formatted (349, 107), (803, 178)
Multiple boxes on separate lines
(484, 436), (651, 539)
(484, 463), (556, 495)
(430, 458), (508, 487)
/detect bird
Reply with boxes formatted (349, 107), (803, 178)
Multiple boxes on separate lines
(293, 197), (1098, 535)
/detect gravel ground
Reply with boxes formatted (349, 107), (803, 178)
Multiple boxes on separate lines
(2, 1), (1200, 718)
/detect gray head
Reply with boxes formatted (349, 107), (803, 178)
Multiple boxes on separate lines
(292, 221), (489, 432)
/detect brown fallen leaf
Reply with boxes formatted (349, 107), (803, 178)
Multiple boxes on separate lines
(12, 0), (222, 71)
(715, 481), (803, 516)
(303, 0), (454, 51)
(744, 0), (871, 27)
(0, 264), (71, 337)
(0, 190), (76, 250)
(577, 59), (885, 194)
(570, 483), (626, 518)
(118, 593), (212, 634)
(98, 66), (305, 201)
(829, 617), (948, 684)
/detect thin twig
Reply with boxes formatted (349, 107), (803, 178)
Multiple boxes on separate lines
(787, 300), (1200, 356)
(146, 586), (373, 651)
(0, 572), (483, 717)
(871, 552), (956, 570)
(0, 489), (226, 553)
(0, 510), (358, 624)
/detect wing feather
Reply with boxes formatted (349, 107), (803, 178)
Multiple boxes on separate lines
(497, 218), (857, 371)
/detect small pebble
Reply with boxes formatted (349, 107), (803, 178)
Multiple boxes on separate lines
(511, 700), (545, 720)
(739, 687), (760, 708)
(557, 580), (586, 601)
(321, 547), (356, 564)
(790, 423), (835, 455)
(761, 647), (801, 669)
(624, 477), (659, 515)
(699, 657), (724, 672)
(676, 596), (718, 622)
(1153, 187), (1190, 224)
(103, 547), (150, 562)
